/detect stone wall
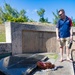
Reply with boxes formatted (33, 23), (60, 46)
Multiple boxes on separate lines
(0, 24), (11, 53)
(22, 30), (58, 53)
(0, 42), (11, 52)
(5, 22), (59, 55)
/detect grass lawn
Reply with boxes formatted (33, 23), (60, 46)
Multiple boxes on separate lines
(0, 32), (6, 42)
(45, 53), (58, 59)
(0, 25), (6, 42)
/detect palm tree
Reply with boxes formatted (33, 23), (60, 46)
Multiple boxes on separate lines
(52, 10), (59, 24)
(37, 8), (49, 23)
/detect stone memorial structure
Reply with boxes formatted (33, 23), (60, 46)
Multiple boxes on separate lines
(5, 22), (59, 55)
(5, 22), (75, 55)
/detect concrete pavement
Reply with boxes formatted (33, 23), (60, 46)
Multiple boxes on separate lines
(0, 53), (74, 75)
(34, 54), (74, 75)
(53, 54), (74, 75)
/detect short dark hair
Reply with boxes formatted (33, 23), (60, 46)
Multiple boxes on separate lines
(58, 9), (65, 14)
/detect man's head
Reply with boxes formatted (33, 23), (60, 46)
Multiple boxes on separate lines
(58, 9), (66, 19)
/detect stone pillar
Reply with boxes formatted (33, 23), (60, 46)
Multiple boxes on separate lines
(5, 22), (12, 43)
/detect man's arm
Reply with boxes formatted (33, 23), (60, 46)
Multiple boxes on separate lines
(70, 27), (73, 36)
(56, 28), (59, 40)
(70, 27), (73, 41)
(56, 20), (60, 40)
(69, 18), (73, 40)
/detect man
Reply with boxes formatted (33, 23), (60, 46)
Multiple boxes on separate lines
(56, 9), (73, 62)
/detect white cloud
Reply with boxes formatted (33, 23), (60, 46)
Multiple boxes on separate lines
(26, 9), (30, 13)
(31, 9), (37, 14)
(26, 9), (38, 15)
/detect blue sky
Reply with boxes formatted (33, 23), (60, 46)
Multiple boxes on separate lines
(0, 0), (75, 23)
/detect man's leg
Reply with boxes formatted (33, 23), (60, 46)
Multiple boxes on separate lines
(66, 37), (72, 61)
(66, 46), (72, 62)
(66, 46), (70, 60)
(59, 39), (64, 62)
(59, 47), (63, 61)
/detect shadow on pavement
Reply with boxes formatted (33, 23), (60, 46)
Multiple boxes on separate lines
(73, 61), (75, 74)
(53, 66), (63, 71)
(71, 49), (75, 75)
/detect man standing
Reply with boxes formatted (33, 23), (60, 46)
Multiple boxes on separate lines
(56, 9), (73, 62)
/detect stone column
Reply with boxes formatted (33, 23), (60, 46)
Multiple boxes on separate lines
(5, 22), (12, 43)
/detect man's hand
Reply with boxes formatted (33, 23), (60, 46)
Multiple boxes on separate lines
(57, 36), (60, 41)
(70, 35), (73, 41)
